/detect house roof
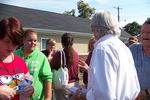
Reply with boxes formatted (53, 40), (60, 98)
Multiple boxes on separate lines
(0, 3), (130, 40)
(0, 3), (91, 34)
(120, 28), (130, 42)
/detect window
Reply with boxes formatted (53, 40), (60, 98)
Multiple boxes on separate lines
(41, 38), (48, 51)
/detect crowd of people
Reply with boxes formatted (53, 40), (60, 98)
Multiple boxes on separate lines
(0, 11), (150, 100)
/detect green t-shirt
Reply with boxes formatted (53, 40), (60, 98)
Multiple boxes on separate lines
(15, 47), (53, 100)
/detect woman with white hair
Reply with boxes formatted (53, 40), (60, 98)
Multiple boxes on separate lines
(77, 11), (140, 100)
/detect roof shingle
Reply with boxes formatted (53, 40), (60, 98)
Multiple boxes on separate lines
(0, 3), (91, 34)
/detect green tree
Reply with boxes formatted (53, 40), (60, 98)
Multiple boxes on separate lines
(123, 21), (141, 36)
(63, 9), (76, 16)
(77, 0), (95, 18)
(146, 18), (150, 22)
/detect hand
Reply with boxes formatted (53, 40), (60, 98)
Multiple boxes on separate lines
(0, 85), (17, 100)
(45, 98), (52, 100)
(47, 51), (55, 61)
(71, 88), (86, 100)
(79, 59), (89, 72)
(20, 85), (34, 97)
(24, 72), (33, 81)
(135, 90), (147, 100)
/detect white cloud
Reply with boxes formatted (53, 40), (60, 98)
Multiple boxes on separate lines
(94, 0), (112, 4)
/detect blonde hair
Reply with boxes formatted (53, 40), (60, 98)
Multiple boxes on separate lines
(46, 38), (56, 45)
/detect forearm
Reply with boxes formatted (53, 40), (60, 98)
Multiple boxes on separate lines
(44, 81), (52, 100)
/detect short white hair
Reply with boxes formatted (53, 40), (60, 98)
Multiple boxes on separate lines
(91, 11), (121, 37)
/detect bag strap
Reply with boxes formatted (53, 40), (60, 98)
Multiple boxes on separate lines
(62, 50), (66, 66)
(60, 50), (66, 66)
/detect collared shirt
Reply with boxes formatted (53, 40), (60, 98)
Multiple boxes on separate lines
(130, 43), (150, 90)
(87, 34), (140, 100)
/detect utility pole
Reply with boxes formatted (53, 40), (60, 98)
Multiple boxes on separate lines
(113, 6), (122, 22)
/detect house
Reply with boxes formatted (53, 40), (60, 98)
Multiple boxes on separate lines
(0, 3), (130, 58)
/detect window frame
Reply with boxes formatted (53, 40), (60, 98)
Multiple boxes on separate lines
(41, 37), (48, 51)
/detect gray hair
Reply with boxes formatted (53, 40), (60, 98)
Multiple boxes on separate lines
(91, 11), (121, 37)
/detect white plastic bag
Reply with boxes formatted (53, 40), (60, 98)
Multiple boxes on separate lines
(52, 50), (69, 89)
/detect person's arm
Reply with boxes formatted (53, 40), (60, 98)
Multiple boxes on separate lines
(47, 49), (56, 62)
(71, 89), (87, 100)
(0, 85), (17, 100)
(79, 59), (89, 73)
(44, 81), (52, 100)
(40, 54), (53, 100)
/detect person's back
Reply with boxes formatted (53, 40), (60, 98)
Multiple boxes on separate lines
(87, 34), (140, 99)
(86, 11), (140, 100)
(51, 49), (79, 81)
(50, 33), (79, 100)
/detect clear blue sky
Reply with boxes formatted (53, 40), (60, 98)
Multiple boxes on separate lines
(0, 0), (150, 27)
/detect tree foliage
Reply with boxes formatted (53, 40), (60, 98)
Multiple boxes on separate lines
(63, 0), (95, 18)
(63, 9), (75, 16)
(77, 0), (95, 18)
(123, 21), (141, 36)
